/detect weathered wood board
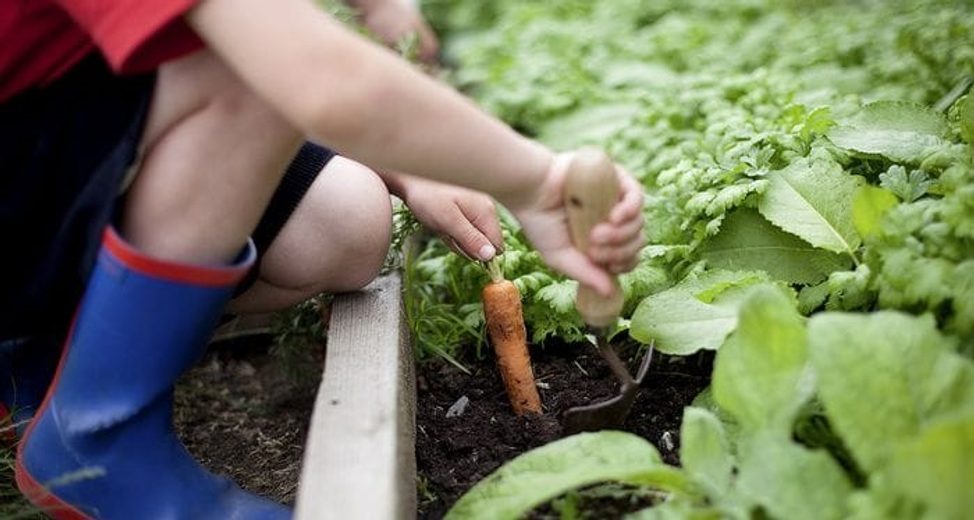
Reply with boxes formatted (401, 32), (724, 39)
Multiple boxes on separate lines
(295, 273), (416, 519)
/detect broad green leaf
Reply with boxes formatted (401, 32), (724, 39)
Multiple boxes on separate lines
(737, 432), (853, 520)
(827, 101), (948, 162)
(446, 432), (687, 520)
(757, 158), (861, 258)
(852, 185), (898, 239)
(689, 271), (769, 304)
(712, 286), (812, 433)
(888, 414), (974, 520)
(630, 271), (773, 355)
(808, 312), (974, 472)
(700, 209), (849, 284)
(680, 407), (733, 496)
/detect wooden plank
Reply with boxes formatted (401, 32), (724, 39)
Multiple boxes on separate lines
(295, 273), (416, 519)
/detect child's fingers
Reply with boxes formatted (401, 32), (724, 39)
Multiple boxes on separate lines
(449, 216), (497, 261)
(460, 198), (504, 253)
(543, 248), (615, 298)
(609, 168), (644, 224)
(417, 23), (440, 65)
(443, 236), (472, 260)
(589, 233), (645, 266)
(608, 257), (640, 274)
(591, 217), (644, 247)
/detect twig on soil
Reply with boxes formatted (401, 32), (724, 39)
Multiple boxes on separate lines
(573, 360), (590, 377)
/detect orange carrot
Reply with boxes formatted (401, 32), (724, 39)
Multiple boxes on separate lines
(482, 258), (542, 416)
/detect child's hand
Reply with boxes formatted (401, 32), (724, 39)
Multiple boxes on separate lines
(353, 0), (439, 65)
(510, 153), (646, 298)
(397, 175), (503, 261)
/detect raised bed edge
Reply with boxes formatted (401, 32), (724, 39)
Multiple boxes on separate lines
(295, 273), (416, 519)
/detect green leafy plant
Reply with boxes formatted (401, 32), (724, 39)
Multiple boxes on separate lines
(414, 0), (974, 515)
(446, 288), (974, 519)
(410, 0), (974, 357)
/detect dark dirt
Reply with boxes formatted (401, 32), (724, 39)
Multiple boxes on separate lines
(415, 340), (712, 519)
(3, 333), (707, 518)
(173, 335), (323, 506)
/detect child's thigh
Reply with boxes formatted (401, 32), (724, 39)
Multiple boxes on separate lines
(258, 156), (393, 293)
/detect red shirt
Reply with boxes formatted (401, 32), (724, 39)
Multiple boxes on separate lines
(1, 0), (204, 102)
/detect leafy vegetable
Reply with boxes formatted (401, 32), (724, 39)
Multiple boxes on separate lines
(445, 431), (686, 520)
(888, 415), (974, 519)
(411, 0), (974, 361)
(700, 209), (849, 284)
(851, 185), (898, 239)
(629, 271), (776, 355)
(418, 2), (974, 514)
(447, 289), (974, 520)
(679, 407), (733, 496)
(827, 101), (948, 163)
(735, 430), (852, 520)
(807, 312), (974, 472)
(757, 158), (862, 259)
(712, 286), (811, 434)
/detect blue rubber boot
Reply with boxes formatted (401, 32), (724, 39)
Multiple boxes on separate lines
(16, 227), (291, 519)
(0, 337), (59, 440)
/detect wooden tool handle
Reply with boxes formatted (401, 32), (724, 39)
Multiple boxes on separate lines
(564, 148), (624, 328)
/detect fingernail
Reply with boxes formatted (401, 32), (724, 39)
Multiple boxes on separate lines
(478, 244), (496, 261)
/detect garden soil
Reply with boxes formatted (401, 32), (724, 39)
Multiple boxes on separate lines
(173, 335), (323, 506)
(415, 341), (712, 519)
(162, 336), (710, 517)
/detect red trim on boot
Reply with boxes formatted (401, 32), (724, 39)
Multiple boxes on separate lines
(102, 228), (251, 287)
(14, 456), (90, 520)
(15, 316), (89, 519)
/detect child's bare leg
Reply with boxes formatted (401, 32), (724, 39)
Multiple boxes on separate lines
(228, 156), (393, 314)
(123, 50), (303, 263)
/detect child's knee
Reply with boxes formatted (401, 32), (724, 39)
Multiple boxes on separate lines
(319, 159), (392, 291)
(257, 157), (392, 295)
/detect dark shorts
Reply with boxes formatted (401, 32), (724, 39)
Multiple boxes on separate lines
(0, 55), (334, 344)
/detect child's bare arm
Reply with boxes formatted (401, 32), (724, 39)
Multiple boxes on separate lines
(187, 0), (645, 296)
(186, 0), (550, 212)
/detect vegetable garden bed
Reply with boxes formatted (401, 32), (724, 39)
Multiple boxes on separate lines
(405, 0), (974, 518)
(7, 1), (972, 518)
(415, 343), (711, 519)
